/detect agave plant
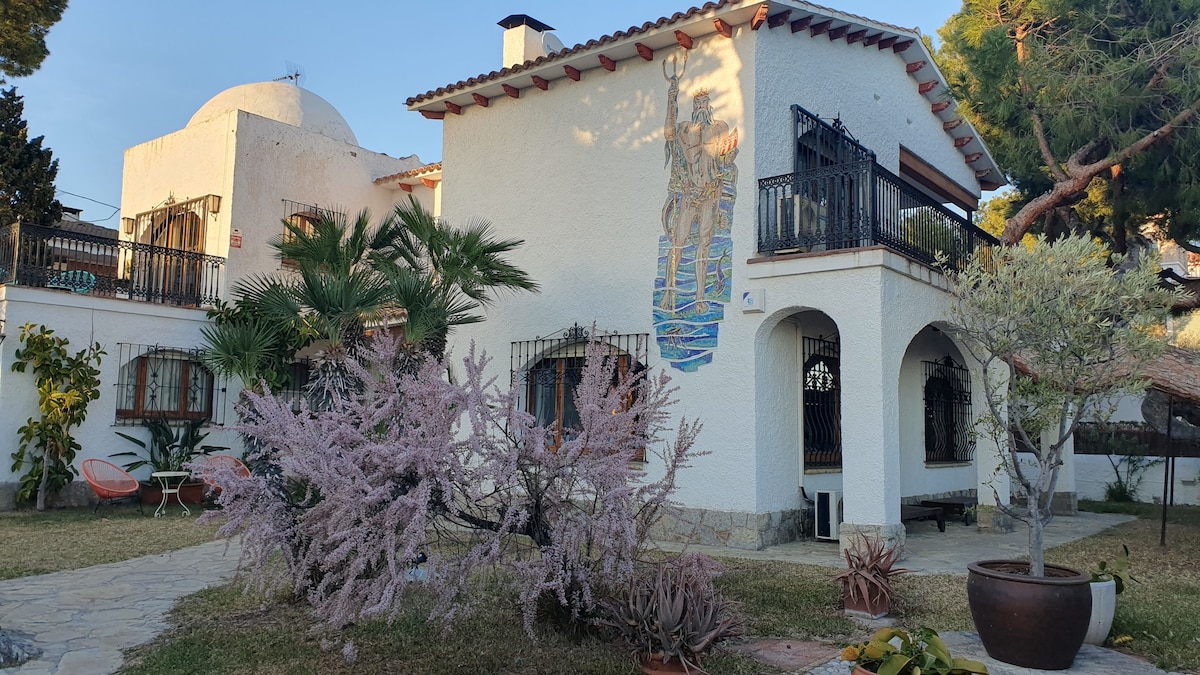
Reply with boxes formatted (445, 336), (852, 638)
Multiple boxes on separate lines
(832, 534), (911, 619)
(602, 555), (741, 673)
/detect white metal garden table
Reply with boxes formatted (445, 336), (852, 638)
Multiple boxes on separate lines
(150, 471), (191, 517)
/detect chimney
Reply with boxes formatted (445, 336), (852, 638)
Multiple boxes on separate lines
(498, 14), (555, 69)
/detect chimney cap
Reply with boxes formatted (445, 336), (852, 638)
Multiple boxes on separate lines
(498, 14), (555, 32)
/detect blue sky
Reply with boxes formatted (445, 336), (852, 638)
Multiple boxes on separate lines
(11, 0), (963, 222)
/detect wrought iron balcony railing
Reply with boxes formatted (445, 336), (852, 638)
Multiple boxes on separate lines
(0, 221), (224, 307)
(757, 161), (999, 270)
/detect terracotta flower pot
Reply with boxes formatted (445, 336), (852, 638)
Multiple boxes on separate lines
(967, 560), (1091, 670)
(851, 666), (875, 675)
(639, 654), (690, 674)
(843, 588), (888, 619)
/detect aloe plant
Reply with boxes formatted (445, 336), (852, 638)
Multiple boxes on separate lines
(832, 534), (911, 617)
(602, 555), (741, 673)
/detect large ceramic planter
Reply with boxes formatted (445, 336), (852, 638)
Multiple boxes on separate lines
(967, 560), (1091, 670)
(1084, 579), (1117, 645)
(639, 654), (689, 674)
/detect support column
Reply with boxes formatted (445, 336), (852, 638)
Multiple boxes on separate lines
(974, 360), (1013, 532)
(838, 315), (904, 552)
(1047, 428), (1078, 515)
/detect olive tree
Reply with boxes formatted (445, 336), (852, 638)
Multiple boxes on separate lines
(946, 235), (1176, 575)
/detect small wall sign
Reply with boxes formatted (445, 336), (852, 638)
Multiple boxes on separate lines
(230, 228), (242, 249)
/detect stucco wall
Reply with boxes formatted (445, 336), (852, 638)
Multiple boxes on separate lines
(121, 109), (422, 300)
(439, 23), (759, 514)
(754, 22), (978, 196)
(435, 18), (988, 529)
(0, 286), (242, 507)
(1076, 455), (1200, 505)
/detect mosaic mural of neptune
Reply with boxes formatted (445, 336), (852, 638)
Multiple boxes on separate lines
(653, 54), (738, 372)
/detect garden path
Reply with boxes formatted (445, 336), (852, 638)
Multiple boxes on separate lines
(0, 539), (240, 675)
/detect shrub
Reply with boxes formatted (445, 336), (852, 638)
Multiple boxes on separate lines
(206, 333), (702, 635)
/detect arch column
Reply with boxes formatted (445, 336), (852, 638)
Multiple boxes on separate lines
(837, 307), (904, 551)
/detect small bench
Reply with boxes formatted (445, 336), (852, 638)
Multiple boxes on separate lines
(920, 496), (978, 526)
(45, 270), (97, 294)
(901, 504), (945, 532)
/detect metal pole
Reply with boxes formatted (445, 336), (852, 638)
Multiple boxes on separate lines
(1161, 397), (1173, 547)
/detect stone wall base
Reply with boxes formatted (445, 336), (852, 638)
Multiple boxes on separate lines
(1051, 491), (1078, 516)
(650, 506), (806, 550)
(974, 504), (1016, 533)
(838, 522), (906, 555)
(0, 481), (95, 511)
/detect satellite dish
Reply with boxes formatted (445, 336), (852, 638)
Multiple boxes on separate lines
(541, 32), (565, 56)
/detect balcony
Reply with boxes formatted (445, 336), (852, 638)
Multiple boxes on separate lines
(757, 161), (999, 270)
(0, 221), (224, 307)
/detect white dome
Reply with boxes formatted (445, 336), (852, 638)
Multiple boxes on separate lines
(187, 82), (357, 145)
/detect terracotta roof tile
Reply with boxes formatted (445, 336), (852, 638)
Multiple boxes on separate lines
(374, 162), (443, 185)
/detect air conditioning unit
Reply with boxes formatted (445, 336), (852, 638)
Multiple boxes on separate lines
(815, 489), (843, 541)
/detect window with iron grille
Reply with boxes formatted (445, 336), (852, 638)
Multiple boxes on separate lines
(802, 335), (842, 469)
(280, 200), (345, 269)
(511, 325), (649, 456)
(115, 343), (225, 424)
(923, 356), (975, 463)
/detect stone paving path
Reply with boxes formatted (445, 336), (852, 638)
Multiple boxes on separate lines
(0, 540), (240, 675)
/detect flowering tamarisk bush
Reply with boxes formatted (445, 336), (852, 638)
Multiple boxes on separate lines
(206, 334), (702, 634)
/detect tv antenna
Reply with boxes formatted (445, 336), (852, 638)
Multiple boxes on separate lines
(273, 62), (306, 87)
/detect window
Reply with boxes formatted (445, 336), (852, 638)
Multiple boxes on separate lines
(802, 335), (841, 468)
(116, 345), (219, 423)
(512, 326), (649, 453)
(923, 356), (975, 463)
(130, 195), (218, 305)
(280, 200), (343, 269)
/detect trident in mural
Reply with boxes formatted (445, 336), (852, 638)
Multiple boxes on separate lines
(658, 53), (738, 314)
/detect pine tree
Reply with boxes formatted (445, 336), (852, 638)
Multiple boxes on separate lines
(0, 0), (69, 78)
(939, 0), (1200, 251)
(0, 86), (61, 226)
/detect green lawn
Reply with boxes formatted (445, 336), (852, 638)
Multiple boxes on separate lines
(0, 504), (220, 580)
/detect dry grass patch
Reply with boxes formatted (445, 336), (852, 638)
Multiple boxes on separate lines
(0, 504), (220, 580)
(120, 580), (780, 675)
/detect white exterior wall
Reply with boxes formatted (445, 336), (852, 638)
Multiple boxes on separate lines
(121, 109), (421, 298)
(754, 23), (978, 197)
(435, 16), (987, 535)
(0, 286), (241, 488)
(439, 25), (760, 514)
(1076, 456), (1200, 505)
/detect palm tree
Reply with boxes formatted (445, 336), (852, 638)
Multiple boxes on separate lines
(374, 197), (539, 357)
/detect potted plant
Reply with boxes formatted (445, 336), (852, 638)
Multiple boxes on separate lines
(602, 554), (741, 674)
(832, 534), (910, 619)
(110, 417), (225, 504)
(945, 236), (1176, 669)
(1085, 545), (1136, 645)
(841, 626), (989, 675)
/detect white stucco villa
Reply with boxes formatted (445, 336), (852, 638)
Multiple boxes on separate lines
(400, 1), (1019, 550)
(0, 81), (437, 508)
(4, 1), (1194, 538)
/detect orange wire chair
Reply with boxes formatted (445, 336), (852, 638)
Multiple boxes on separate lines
(81, 458), (142, 513)
(199, 455), (252, 492)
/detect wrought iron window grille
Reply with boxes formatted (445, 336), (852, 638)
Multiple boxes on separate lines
(280, 200), (347, 269)
(803, 335), (842, 469)
(511, 324), (650, 454)
(115, 343), (226, 425)
(922, 355), (975, 463)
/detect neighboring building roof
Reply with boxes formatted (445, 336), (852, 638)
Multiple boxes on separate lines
(189, 82), (358, 146)
(374, 162), (443, 185)
(57, 212), (118, 239)
(405, 0), (1005, 190)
